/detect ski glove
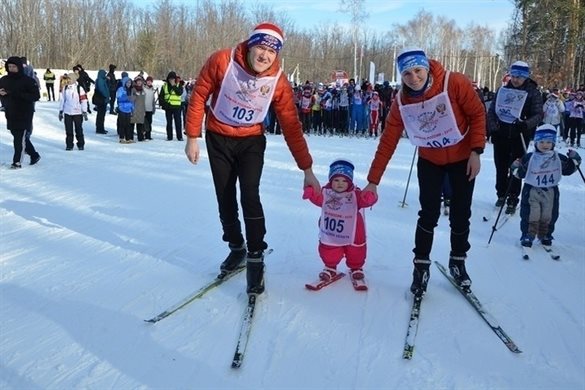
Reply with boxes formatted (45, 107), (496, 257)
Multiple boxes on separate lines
(82, 112), (88, 121)
(513, 119), (527, 132)
(58, 111), (63, 121)
(567, 149), (582, 166)
(511, 159), (523, 178)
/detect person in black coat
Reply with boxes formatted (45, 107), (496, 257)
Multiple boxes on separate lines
(73, 64), (94, 113)
(0, 56), (41, 168)
(106, 64), (118, 114)
(487, 61), (543, 214)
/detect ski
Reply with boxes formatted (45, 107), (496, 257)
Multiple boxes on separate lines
(541, 245), (560, 260)
(434, 262), (522, 354)
(231, 294), (258, 368)
(145, 266), (245, 323)
(305, 272), (346, 291)
(402, 295), (423, 359)
(145, 249), (273, 323)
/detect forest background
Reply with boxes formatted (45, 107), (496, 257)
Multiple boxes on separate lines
(1, 0), (583, 91)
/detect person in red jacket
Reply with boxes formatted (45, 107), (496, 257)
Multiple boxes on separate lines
(363, 47), (486, 297)
(303, 159), (378, 287)
(184, 22), (320, 296)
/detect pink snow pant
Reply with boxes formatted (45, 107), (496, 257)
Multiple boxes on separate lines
(319, 243), (367, 270)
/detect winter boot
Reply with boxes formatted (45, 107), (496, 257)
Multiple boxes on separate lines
(505, 198), (519, 215)
(448, 255), (472, 289)
(30, 154), (41, 165)
(495, 197), (506, 207)
(319, 266), (338, 281)
(219, 243), (246, 274)
(520, 234), (534, 248)
(349, 268), (365, 281)
(246, 251), (265, 295)
(410, 259), (431, 297)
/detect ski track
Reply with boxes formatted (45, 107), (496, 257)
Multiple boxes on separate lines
(1, 103), (584, 389)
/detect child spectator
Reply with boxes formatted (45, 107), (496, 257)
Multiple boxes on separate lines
(303, 159), (378, 289)
(116, 76), (134, 143)
(511, 124), (581, 249)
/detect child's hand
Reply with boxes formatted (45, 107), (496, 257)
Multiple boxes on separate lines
(361, 191), (378, 205)
(567, 149), (582, 166)
(302, 186), (314, 200)
(510, 158), (523, 177)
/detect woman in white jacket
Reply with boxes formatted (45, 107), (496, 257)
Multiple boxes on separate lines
(542, 89), (565, 140)
(58, 73), (88, 150)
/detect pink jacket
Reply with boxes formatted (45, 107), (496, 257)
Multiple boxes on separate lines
(303, 185), (378, 246)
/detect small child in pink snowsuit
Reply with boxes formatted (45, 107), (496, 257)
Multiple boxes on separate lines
(303, 159), (378, 283)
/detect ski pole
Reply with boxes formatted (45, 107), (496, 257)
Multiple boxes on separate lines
(399, 146), (417, 208)
(520, 131), (528, 153)
(488, 170), (514, 245)
(577, 165), (585, 183)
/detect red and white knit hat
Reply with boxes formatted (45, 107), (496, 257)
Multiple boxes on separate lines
(248, 22), (285, 53)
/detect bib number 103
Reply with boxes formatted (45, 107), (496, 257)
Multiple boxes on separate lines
(232, 106), (254, 122)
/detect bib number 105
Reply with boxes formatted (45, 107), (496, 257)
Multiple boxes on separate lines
(323, 217), (345, 233)
(232, 106), (254, 122)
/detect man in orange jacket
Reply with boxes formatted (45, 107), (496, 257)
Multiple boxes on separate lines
(184, 22), (320, 296)
(363, 47), (486, 297)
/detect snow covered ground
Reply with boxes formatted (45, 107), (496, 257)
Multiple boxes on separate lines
(1, 100), (584, 389)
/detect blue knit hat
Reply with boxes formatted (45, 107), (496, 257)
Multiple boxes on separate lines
(329, 159), (354, 183)
(510, 61), (530, 78)
(534, 124), (556, 145)
(248, 22), (284, 54)
(396, 47), (429, 75)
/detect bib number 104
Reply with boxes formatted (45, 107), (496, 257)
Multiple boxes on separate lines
(232, 106), (254, 122)
(426, 137), (452, 148)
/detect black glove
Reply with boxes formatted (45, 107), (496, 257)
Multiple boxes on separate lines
(513, 119), (527, 132)
(58, 111), (63, 121)
(82, 112), (88, 121)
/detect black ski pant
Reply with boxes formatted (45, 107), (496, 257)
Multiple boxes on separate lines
(413, 158), (475, 260)
(165, 108), (183, 140)
(492, 131), (527, 203)
(109, 91), (117, 114)
(95, 103), (107, 133)
(64, 114), (85, 149)
(46, 83), (55, 101)
(144, 111), (153, 139)
(10, 128), (38, 164)
(205, 131), (268, 253)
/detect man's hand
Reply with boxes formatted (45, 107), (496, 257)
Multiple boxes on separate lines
(363, 182), (378, 197)
(58, 111), (63, 121)
(184, 137), (200, 164)
(467, 151), (481, 181)
(0, 88), (7, 96)
(303, 168), (320, 193)
(82, 112), (88, 121)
